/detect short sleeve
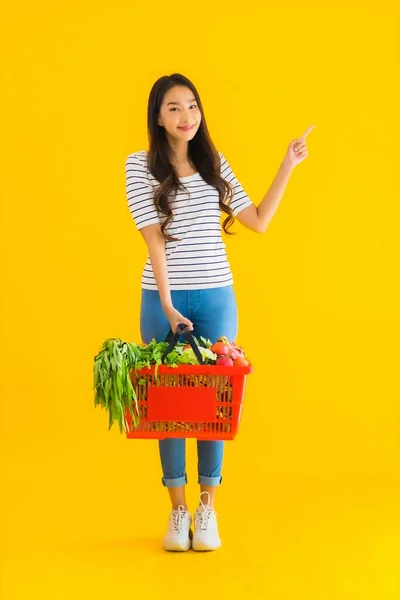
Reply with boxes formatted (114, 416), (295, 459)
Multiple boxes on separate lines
(125, 152), (160, 230)
(218, 151), (254, 216)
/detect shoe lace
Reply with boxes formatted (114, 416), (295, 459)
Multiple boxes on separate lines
(194, 491), (221, 531)
(172, 505), (189, 533)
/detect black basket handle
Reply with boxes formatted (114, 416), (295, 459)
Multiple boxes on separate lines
(162, 323), (205, 365)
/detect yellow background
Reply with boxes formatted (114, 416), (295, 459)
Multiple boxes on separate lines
(1, 1), (399, 598)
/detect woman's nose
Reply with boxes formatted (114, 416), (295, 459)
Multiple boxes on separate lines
(180, 110), (191, 123)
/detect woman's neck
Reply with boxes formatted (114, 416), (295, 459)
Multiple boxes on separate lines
(167, 136), (189, 163)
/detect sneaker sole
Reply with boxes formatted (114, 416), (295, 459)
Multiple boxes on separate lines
(192, 538), (221, 552)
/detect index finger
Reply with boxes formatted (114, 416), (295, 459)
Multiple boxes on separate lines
(300, 124), (315, 140)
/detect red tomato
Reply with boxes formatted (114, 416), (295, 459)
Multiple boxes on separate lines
(216, 356), (234, 367)
(234, 356), (249, 367)
(183, 344), (191, 350)
(211, 342), (230, 356)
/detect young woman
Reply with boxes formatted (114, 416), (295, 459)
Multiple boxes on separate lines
(125, 73), (314, 552)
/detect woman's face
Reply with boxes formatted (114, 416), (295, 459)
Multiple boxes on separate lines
(157, 85), (201, 142)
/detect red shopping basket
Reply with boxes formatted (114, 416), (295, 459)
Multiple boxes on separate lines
(125, 325), (253, 441)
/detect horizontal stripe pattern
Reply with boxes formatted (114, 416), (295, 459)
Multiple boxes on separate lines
(125, 149), (254, 290)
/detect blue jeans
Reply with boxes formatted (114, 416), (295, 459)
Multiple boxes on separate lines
(140, 285), (238, 488)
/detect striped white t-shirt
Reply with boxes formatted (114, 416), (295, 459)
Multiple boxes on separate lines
(125, 150), (254, 291)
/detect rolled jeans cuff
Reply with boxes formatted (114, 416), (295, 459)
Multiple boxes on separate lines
(162, 473), (188, 488)
(198, 474), (223, 486)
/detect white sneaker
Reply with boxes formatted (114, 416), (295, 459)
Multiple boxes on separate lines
(162, 505), (192, 552)
(192, 491), (222, 551)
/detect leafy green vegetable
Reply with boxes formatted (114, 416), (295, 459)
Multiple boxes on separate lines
(93, 339), (141, 434)
(178, 347), (216, 364)
(93, 336), (216, 434)
(199, 336), (213, 349)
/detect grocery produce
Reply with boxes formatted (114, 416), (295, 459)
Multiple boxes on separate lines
(216, 356), (234, 367)
(93, 333), (250, 434)
(234, 356), (249, 367)
(213, 336), (248, 366)
(210, 341), (229, 356)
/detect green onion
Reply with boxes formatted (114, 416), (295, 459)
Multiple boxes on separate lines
(93, 336), (214, 434)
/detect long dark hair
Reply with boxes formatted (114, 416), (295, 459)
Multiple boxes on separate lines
(146, 73), (235, 242)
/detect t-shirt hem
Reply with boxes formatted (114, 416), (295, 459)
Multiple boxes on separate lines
(141, 279), (234, 291)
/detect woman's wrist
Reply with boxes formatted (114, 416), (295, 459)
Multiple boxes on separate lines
(161, 299), (173, 312)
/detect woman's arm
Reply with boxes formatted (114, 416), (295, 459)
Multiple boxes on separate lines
(235, 160), (293, 233)
(140, 224), (193, 332)
(234, 125), (315, 233)
(125, 153), (192, 332)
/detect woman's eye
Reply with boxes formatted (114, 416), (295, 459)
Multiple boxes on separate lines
(169, 105), (197, 112)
